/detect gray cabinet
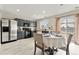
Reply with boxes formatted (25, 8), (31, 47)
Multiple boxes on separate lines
(17, 31), (24, 39)
(15, 18), (37, 39)
(15, 18), (31, 27)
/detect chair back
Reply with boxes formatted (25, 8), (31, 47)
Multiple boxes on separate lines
(67, 34), (73, 47)
(66, 34), (73, 55)
(33, 33), (43, 46)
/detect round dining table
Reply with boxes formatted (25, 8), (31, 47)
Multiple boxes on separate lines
(43, 34), (66, 55)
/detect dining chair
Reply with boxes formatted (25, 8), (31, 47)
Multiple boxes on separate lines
(59, 34), (73, 55)
(33, 33), (47, 55)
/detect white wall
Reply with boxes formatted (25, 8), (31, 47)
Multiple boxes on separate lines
(0, 5), (18, 20)
(0, 5), (3, 20)
(1, 10), (18, 19)
(0, 13), (2, 20)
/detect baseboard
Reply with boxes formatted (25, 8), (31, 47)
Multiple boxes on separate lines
(1, 40), (17, 44)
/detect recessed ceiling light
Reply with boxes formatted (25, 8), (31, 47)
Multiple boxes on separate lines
(17, 9), (20, 12)
(42, 10), (46, 14)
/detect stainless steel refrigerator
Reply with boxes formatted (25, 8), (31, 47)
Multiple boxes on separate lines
(1, 19), (17, 43)
(10, 20), (17, 40)
(2, 19), (9, 42)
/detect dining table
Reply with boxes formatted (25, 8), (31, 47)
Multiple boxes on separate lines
(43, 33), (66, 55)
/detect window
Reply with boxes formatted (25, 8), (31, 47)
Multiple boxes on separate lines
(60, 16), (75, 33)
(40, 19), (48, 30)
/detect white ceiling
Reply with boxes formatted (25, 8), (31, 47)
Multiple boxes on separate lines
(1, 4), (79, 20)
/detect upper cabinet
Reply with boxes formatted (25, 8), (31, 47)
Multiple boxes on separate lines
(15, 18), (36, 27)
(30, 22), (37, 27)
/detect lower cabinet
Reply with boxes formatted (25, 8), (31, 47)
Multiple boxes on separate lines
(17, 31), (24, 39)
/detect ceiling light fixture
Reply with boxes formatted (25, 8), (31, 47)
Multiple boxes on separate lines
(17, 9), (20, 12)
(42, 10), (46, 14)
